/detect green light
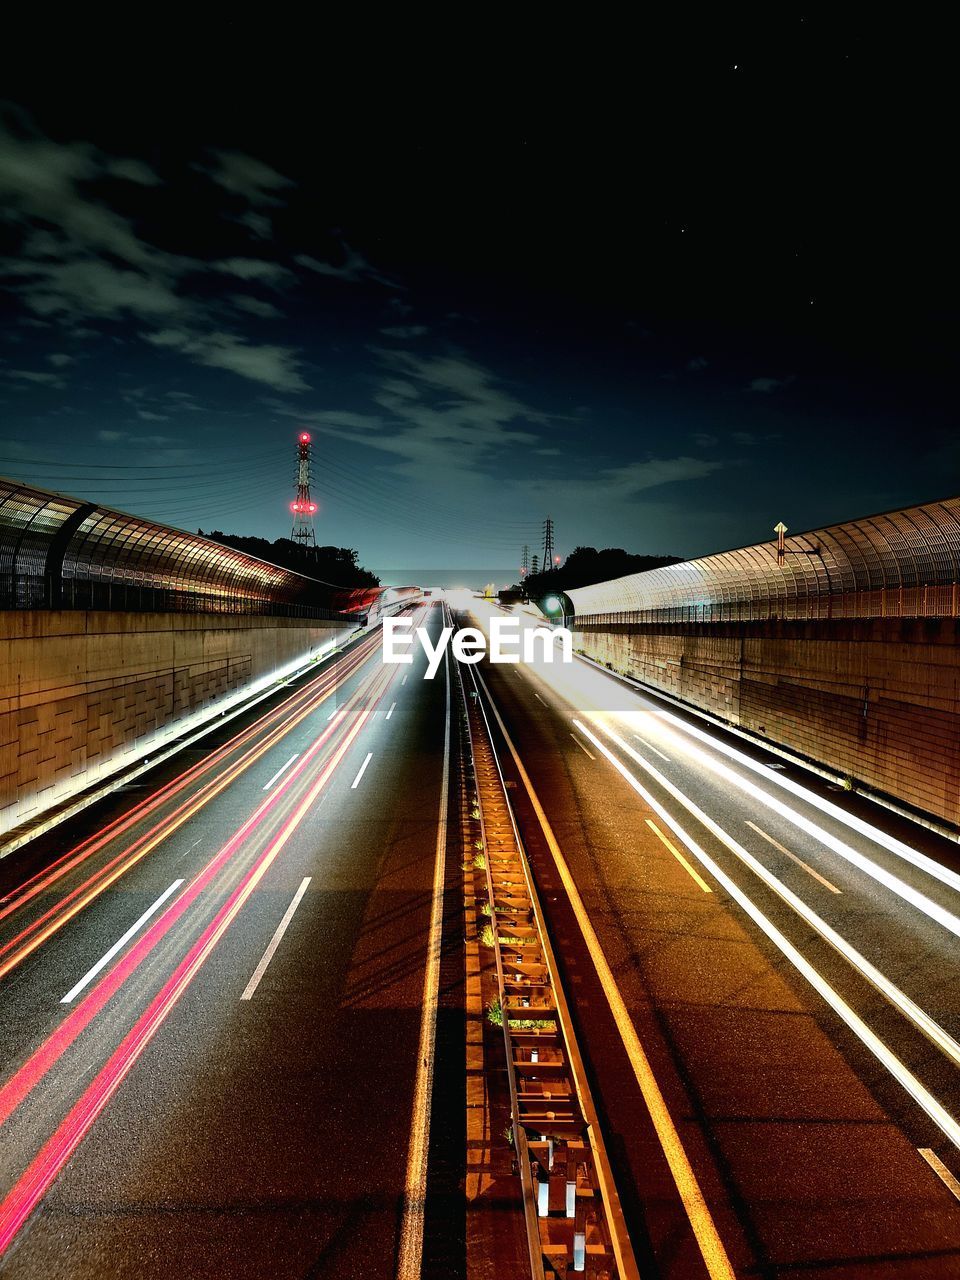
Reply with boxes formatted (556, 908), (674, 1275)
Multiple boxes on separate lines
(544, 595), (562, 614)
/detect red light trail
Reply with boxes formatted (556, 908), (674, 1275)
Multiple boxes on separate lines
(0, 655), (402, 1254)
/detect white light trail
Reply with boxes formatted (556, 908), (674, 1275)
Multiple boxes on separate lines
(630, 697), (960, 897)
(574, 718), (960, 1152)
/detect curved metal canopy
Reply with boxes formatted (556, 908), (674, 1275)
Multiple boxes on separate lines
(566, 496), (960, 623)
(0, 478), (337, 616)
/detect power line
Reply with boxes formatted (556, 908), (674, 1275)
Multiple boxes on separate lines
(0, 449), (282, 473)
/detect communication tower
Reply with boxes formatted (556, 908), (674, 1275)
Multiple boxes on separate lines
(290, 432), (318, 549)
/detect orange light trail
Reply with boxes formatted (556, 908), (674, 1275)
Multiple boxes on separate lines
(0, 635), (382, 984)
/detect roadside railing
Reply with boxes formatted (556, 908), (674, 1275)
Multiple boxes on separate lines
(578, 581), (960, 627)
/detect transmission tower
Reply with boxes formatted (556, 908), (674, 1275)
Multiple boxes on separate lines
(521, 544), (530, 576)
(290, 431), (318, 549)
(530, 553), (540, 576)
(542, 516), (557, 571)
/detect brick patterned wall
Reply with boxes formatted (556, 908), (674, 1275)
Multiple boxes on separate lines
(574, 618), (960, 830)
(0, 611), (350, 836)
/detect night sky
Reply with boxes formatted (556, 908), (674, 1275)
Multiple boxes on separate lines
(0, 13), (954, 578)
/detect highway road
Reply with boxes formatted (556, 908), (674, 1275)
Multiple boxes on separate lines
(0, 604), (462, 1279)
(3, 590), (960, 1280)
(459, 598), (960, 1279)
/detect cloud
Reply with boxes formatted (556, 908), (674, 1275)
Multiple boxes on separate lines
(237, 211), (272, 239)
(164, 390), (202, 411)
(47, 353), (74, 367)
(692, 432), (718, 447)
(379, 379), (419, 400)
(136, 409), (169, 421)
(231, 295), (283, 319)
(520, 454), (727, 515)
(198, 150), (293, 205)
(8, 258), (186, 320)
(748, 376), (788, 393)
(4, 368), (65, 387)
(597, 456), (725, 499)
(380, 325), (428, 339)
(687, 356), (709, 371)
(195, 150), (293, 245)
(98, 429), (176, 446)
(106, 157), (161, 185)
(295, 241), (399, 289)
(0, 118), (307, 400)
(212, 258), (293, 285)
(296, 409), (385, 431)
(0, 120), (174, 274)
(0, 115), (194, 330)
(145, 328), (308, 392)
(299, 351), (547, 480)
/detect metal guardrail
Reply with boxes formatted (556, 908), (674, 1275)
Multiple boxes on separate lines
(578, 582), (960, 626)
(458, 658), (641, 1280)
(0, 575), (348, 619)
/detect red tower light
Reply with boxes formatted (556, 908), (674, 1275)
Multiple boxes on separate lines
(299, 432), (311, 443)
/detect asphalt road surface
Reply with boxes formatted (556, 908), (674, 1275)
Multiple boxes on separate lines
(0, 604), (461, 1280)
(4, 592), (960, 1280)
(459, 598), (960, 1280)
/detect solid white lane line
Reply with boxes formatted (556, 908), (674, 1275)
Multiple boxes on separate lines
(240, 877), (311, 1001)
(569, 733), (595, 760)
(397, 631), (451, 1278)
(634, 734), (671, 763)
(61, 879), (184, 1004)
(351, 752), (373, 789)
(746, 820), (842, 894)
(919, 1149), (960, 1202)
(617, 711), (960, 938)
(647, 819), (712, 892)
(262, 753), (300, 792)
(589, 717), (960, 1068)
(386, 701), (397, 721)
(638, 701), (960, 897)
(576, 718), (960, 1150)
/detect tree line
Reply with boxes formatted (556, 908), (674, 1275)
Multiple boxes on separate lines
(522, 544), (682, 599)
(200, 531), (380, 590)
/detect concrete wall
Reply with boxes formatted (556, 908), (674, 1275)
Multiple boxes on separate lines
(0, 610), (352, 839)
(574, 617), (960, 831)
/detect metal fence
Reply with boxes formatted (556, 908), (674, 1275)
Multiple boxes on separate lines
(567, 496), (960, 624)
(0, 478), (343, 619)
